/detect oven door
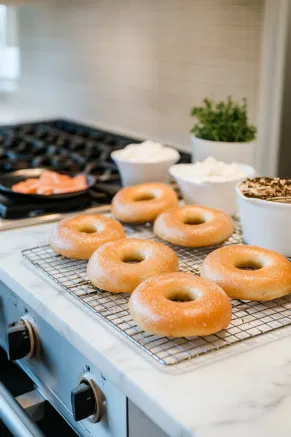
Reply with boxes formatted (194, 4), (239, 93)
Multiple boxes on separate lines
(0, 345), (78, 437)
(0, 281), (127, 437)
(0, 380), (45, 437)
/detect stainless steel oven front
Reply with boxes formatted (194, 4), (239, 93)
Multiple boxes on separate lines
(0, 280), (127, 437)
(0, 281), (168, 437)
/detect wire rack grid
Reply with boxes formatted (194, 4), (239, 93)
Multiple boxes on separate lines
(22, 222), (291, 366)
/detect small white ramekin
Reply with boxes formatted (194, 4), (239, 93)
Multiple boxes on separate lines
(169, 163), (256, 216)
(111, 150), (179, 187)
(236, 185), (291, 256)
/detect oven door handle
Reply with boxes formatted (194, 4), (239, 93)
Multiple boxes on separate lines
(0, 382), (45, 437)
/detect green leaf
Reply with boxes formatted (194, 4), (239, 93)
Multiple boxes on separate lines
(190, 97), (256, 143)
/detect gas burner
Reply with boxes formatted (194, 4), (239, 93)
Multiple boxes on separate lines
(0, 119), (140, 174)
(0, 119), (191, 220)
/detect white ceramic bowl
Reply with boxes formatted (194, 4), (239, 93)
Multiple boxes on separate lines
(111, 150), (179, 187)
(236, 185), (291, 256)
(169, 163), (256, 215)
(191, 136), (255, 166)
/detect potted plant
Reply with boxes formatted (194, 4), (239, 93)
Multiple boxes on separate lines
(190, 97), (257, 165)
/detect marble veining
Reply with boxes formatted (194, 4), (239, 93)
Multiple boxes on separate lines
(1, 223), (291, 437)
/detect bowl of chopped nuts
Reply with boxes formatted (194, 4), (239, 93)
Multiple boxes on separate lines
(236, 177), (291, 256)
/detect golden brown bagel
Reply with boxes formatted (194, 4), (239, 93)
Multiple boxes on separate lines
(50, 214), (125, 260)
(154, 205), (234, 247)
(111, 182), (178, 223)
(200, 245), (291, 301)
(129, 272), (232, 337)
(87, 238), (179, 293)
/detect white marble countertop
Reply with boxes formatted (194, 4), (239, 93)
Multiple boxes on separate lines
(1, 223), (291, 437)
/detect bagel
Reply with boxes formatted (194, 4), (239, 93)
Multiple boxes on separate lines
(200, 245), (291, 301)
(129, 272), (232, 337)
(50, 213), (125, 259)
(112, 182), (178, 223)
(154, 205), (234, 247)
(87, 238), (179, 293)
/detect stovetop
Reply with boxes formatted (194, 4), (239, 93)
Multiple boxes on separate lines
(0, 119), (191, 223)
(0, 193), (94, 219)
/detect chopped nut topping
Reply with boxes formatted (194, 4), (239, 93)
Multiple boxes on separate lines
(239, 177), (291, 203)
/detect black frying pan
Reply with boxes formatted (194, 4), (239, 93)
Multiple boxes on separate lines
(0, 168), (96, 201)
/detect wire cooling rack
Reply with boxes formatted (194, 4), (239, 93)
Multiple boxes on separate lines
(22, 222), (291, 366)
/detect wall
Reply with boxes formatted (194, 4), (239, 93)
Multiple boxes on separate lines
(277, 1), (291, 177)
(0, 6), (20, 90)
(15, 0), (264, 149)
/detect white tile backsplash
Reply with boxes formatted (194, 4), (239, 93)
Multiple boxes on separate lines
(15, 0), (264, 149)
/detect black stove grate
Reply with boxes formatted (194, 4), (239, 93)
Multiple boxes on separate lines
(0, 119), (191, 219)
(0, 193), (95, 220)
(0, 119), (190, 174)
(0, 119), (139, 175)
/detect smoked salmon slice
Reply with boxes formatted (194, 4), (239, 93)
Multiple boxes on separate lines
(11, 171), (88, 195)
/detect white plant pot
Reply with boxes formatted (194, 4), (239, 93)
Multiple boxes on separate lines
(191, 136), (255, 166)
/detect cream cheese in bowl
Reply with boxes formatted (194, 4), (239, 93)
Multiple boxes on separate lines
(111, 141), (180, 186)
(113, 140), (179, 163)
(169, 157), (256, 215)
(170, 157), (248, 183)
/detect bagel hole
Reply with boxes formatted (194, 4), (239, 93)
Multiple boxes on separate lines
(134, 193), (155, 202)
(122, 254), (144, 264)
(184, 216), (205, 225)
(79, 224), (98, 233)
(167, 290), (194, 303)
(235, 261), (262, 271)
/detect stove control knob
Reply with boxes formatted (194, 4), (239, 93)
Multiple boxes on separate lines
(7, 319), (35, 361)
(71, 377), (104, 423)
